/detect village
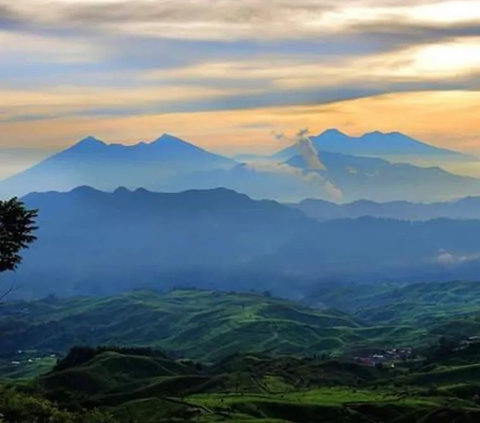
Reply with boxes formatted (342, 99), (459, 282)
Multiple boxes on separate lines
(354, 347), (414, 367)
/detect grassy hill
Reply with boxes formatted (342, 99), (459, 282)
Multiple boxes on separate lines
(4, 282), (480, 380)
(4, 346), (480, 423)
(309, 280), (480, 327)
(3, 283), (480, 422)
(0, 289), (365, 366)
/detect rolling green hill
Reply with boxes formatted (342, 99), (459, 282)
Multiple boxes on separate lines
(309, 280), (480, 327)
(3, 283), (480, 422)
(4, 282), (480, 381)
(5, 346), (480, 423)
(0, 289), (364, 365)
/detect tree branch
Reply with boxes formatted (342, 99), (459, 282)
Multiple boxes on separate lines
(0, 279), (16, 303)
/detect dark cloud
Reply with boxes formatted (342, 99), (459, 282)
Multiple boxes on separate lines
(3, 69), (480, 125)
(352, 20), (480, 47)
(0, 4), (22, 28)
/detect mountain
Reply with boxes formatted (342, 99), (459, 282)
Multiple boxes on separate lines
(147, 152), (480, 203)
(0, 134), (235, 198)
(293, 195), (480, 221)
(274, 129), (477, 163)
(12, 187), (313, 298)
(2, 133), (480, 203)
(253, 217), (480, 280)
(8, 187), (480, 299)
(286, 151), (480, 202)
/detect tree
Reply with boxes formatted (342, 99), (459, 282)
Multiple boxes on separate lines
(0, 197), (38, 299)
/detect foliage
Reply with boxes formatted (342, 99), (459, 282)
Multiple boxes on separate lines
(0, 289), (361, 362)
(9, 347), (480, 423)
(53, 346), (167, 372)
(0, 386), (115, 423)
(0, 197), (38, 274)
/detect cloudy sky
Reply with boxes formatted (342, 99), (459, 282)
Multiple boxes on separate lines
(1, 0), (480, 176)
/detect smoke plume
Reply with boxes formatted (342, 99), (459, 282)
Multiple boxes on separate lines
(296, 128), (326, 171)
(272, 129), (343, 201)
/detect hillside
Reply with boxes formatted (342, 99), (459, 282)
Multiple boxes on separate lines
(6, 283), (480, 377)
(3, 284), (480, 422)
(307, 280), (480, 338)
(0, 290), (364, 363)
(5, 344), (480, 423)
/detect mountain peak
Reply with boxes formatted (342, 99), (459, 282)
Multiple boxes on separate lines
(364, 130), (384, 136)
(320, 128), (347, 137)
(152, 133), (191, 146)
(73, 136), (106, 148)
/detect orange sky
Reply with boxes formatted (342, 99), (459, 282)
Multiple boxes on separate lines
(1, 0), (480, 179)
(3, 91), (480, 156)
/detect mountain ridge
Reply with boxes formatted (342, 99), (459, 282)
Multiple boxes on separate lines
(274, 128), (476, 162)
(0, 133), (236, 198)
(292, 194), (480, 221)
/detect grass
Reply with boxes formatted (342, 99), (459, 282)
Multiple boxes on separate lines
(5, 283), (480, 421)
(0, 289), (364, 367)
(4, 345), (480, 422)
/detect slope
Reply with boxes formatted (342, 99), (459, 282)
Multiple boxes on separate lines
(0, 289), (363, 362)
(13, 347), (480, 423)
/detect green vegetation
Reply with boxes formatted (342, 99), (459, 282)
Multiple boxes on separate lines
(3, 282), (480, 422)
(0, 289), (365, 364)
(3, 344), (480, 423)
(0, 197), (37, 300)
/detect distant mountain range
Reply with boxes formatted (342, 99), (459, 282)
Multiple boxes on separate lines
(0, 134), (235, 198)
(8, 187), (480, 299)
(285, 151), (480, 202)
(274, 129), (477, 162)
(1, 131), (480, 203)
(293, 196), (480, 221)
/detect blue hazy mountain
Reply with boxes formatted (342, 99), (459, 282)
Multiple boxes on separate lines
(14, 187), (311, 298)
(2, 133), (480, 203)
(274, 129), (476, 162)
(293, 196), (480, 221)
(155, 152), (480, 203)
(8, 187), (480, 299)
(0, 134), (235, 197)
(285, 151), (480, 202)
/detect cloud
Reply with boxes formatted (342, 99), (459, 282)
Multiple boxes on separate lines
(436, 248), (480, 265)
(0, 84), (263, 123)
(0, 30), (100, 63)
(143, 36), (480, 91)
(1, 0), (480, 156)
(1, 89), (480, 166)
(2, 0), (479, 42)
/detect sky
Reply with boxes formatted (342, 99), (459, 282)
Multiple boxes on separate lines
(1, 0), (480, 178)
